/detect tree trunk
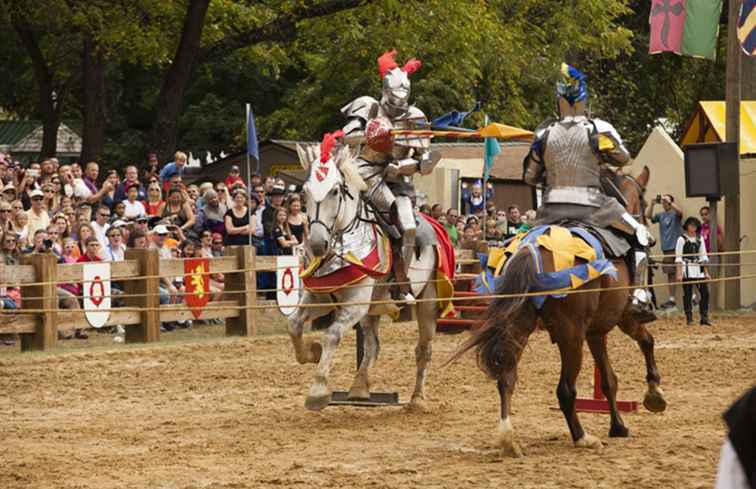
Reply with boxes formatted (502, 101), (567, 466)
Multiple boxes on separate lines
(11, 14), (60, 159)
(145, 0), (210, 162)
(80, 35), (107, 163)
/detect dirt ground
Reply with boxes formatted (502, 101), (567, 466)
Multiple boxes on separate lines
(1, 315), (755, 489)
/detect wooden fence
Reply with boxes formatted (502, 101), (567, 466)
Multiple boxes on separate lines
(0, 246), (279, 352)
(0, 246), (479, 353)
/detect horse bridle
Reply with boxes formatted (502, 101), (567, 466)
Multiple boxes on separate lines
(308, 182), (359, 250)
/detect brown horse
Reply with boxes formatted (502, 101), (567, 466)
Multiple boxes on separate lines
(451, 166), (667, 456)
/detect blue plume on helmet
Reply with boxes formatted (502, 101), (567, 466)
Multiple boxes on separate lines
(556, 63), (588, 106)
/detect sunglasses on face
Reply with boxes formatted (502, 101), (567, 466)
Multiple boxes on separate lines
(98, 213), (110, 218)
(0, 209), (10, 213)
(212, 241), (222, 245)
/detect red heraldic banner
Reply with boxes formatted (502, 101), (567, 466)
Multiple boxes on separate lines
(184, 258), (210, 319)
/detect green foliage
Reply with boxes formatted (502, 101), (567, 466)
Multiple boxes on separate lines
(0, 0), (730, 163)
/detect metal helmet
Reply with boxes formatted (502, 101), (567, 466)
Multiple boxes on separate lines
(378, 50), (421, 114)
(556, 63), (588, 117)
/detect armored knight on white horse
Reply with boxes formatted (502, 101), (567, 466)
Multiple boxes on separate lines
(286, 51), (455, 410)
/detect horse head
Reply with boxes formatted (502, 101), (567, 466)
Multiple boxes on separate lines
(617, 165), (650, 225)
(297, 131), (367, 257)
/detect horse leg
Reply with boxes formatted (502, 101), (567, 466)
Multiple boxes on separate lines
(586, 334), (629, 437)
(288, 291), (326, 365)
(555, 333), (602, 449)
(347, 315), (380, 401)
(407, 280), (438, 410)
(618, 315), (667, 413)
(305, 303), (370, 411)
(496, 311), (537, 457)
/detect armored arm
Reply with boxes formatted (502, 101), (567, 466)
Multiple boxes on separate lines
(523, 126), (549, 186)
(594, 119), (630, 167)
(340, 96), (379, 145)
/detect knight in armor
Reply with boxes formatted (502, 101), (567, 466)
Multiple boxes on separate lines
(340, 50), (440, 303)
(523, 63), (655, 323)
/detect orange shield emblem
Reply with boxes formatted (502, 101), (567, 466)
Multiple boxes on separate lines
(184, 258), (210, 319)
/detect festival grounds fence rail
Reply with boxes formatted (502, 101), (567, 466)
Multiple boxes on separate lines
(1, 245), (755, 353)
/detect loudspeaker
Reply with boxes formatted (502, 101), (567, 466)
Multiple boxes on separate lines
(683, 142), (738, 199)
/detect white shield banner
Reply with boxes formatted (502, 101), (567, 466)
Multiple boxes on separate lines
(83, 262), (111, 328)
(276, 255), (301, 316)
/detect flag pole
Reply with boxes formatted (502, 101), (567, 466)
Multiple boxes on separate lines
(246, 103), (253, 247)
(482, 114), (489, 241)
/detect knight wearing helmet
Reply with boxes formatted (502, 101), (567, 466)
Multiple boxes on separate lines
(340, 50), (440, 303)
(523, 63), (656, 323)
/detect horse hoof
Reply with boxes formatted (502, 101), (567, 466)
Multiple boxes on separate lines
(497, 433), (524, 458)
(574, 434), (603, 450)
(405, 398), (427, 413)
(304, 393), (331, 411)
(609, 424), (630, 438)
(347, 386), (370, 401)
(643, 387), (667, 413)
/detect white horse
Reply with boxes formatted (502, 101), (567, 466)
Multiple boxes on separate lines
(288, 137), (443, 411)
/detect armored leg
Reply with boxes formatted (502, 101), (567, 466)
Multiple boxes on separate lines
(627, 247), (656, 324)
(394, 195), (417, 304)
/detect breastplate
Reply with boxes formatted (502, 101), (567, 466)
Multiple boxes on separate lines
(543, 120), (601, 190)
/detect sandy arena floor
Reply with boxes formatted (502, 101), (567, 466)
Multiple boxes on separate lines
(1, 315), (755, 489)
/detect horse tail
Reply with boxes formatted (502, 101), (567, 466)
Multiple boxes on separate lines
(446, 246), (537, 379)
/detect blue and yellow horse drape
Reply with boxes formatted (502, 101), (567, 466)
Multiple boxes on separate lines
(475, 225), (618, 308)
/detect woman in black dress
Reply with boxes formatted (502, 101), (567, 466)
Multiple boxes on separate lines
(274, 207), (298, 255)
(286, 194), (308, 244)
(224, 189), (255, 246)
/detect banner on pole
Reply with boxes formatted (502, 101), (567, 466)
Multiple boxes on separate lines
(83, 262), (111, 328)
(276, 255), (300, 316)
(184, 258), (210, 319)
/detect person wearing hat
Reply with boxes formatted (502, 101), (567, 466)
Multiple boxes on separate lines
(225, 165), (245, 189)
(2, 183), (16, 203)
(262, 184), (286, 244)
(675, 216), (712, 326)
(26, 188), (50, 242)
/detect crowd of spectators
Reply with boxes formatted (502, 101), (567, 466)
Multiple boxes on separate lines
(0, 151), (309, 344)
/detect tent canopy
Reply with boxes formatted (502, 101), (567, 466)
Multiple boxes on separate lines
(680, 101), (756, 155)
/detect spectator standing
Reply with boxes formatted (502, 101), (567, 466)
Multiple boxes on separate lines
(287, 195), (308, 244)
(225, 165), (245, 189)
(75, 223), (94, 256)
(444, 208), (460, 247)
(194, 189), (226, 236)
(143, 153), (160, 183)
(647, 194), (683, 309)
(122, 184), (146, 220)
(675, 217), (712, 326)
(100, 170), (120, 210)
(503, 205), (522, 239)
(262, 185), (286, 249)
(161, 186), (196, 233)
(274, 208), (297, 255)
(224, 188), (255, 246)
(26, 189), (50, 242)
(430, 203), (444, 221)
(145, 182), (165, 216)
(91, 205), (111, 247)
(103, 226), (126, 261)
(159, 151), (188, 192)
(13, 208), (29, 246)
(699, 206), (723, 253)
(211, 233), (224, 257)
(0, 201), (13, 233)
(75, 162), (113, 205)
(114, 165), (145, 203)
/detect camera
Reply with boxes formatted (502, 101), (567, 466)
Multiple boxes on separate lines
(42, 239), (54, 251)
(655, 195), (662, 203)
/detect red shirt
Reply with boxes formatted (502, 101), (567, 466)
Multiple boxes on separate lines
(77, 254), (102, 263)
(700, 222), (723, 252)
(225, 175), (245, 189)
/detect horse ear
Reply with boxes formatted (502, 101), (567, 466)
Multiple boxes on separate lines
(637, 165), (650, 187)
(296, 144), (310, 173)
(335, 145), (367, 192)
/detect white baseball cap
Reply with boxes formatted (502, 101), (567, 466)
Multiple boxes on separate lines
(153, 224), (169, 235)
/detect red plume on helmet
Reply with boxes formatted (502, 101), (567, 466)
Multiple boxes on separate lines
(377, 50), (399, 78)
(320, 130), (344, 163)
(378, 50), (422, 78)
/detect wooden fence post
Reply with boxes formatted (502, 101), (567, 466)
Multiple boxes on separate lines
(124, 248), (160, 343)
(224, 245), (257, 336)
(20, 253), (58, 351)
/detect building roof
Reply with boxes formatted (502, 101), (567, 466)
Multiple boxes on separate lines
(0, 121), (39, 147)
(679, 101), (756, 155)
(0, 120), (82, 156)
